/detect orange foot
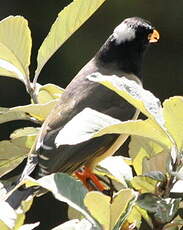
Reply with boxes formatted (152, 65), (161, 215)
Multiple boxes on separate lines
(75, 166), (106, 191)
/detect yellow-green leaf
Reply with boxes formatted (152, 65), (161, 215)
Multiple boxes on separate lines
(37, 83), (64, 104)
(0, 107), (32, 124)
(135, 205), (153, 228)
(10, 127), (39, 140)
(125, 205), (153, 229)
(129, 136), (170, 175)
(56, 108), (171, 149)
(0, 42), (24, 80)
(35, 0), (106, 79)
(0, 128), (37, 177)
(14, 198), (34, 230)
(0, 198), (35, 230)
(10, 127), (39, 149)
(0, 16), (31, 81)
(163, 96), (183, 151)
(0, 201), (17, 229)
(131, 176), (157, 193)
(126, 205), (142, 229)
(143, 150), (170, 175)
(84, 189), (136, 230)
(0, 221), (9, 230)
(95, 118), (171, 149)
(18, 222), (39, 230)
(88, 74), (163, 122)
(10, 100), (58, 122)
(24, 174), (98, 227)
(84, 191), (110, 229)
(98, 156), (133, 185)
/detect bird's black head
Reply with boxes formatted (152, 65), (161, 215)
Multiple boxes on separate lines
(96, 17), (159, 77)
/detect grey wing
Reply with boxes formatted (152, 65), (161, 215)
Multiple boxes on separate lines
(35, 94), (136, 178)
(34, 67), (137, 178)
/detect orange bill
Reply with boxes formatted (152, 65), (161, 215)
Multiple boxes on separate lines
(148, 29), (160, 43)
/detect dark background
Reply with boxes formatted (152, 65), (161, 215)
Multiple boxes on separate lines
(0, 0), (182, 229)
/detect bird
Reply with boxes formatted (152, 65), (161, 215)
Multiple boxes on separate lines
(6, 17), (159, 208)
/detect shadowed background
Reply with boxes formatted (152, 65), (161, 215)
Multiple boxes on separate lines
(0, 0), (182, 229)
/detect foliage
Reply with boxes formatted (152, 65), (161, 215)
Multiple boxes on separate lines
(0, 0), (182, 230)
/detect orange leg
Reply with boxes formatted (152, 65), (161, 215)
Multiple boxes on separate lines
(75, 166), (106, 191)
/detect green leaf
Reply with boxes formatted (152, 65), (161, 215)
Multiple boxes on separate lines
(134, 205), (153, 229)
(163, 96), (183, 151)
(0, 43), (25, 81)
(137, 193), (161, 213)
(154, 198), (180, 224)
(131, 176), (157, 193)
(55, 108), (171, 148)
(26, 173), (98, 227)
(51, 219), (96, 230)
(98, 156), (133, 185)
(143, 171), (166, 182)
(0, 16), (31, 82)
(84, 189), (137, 230)
(137, 194), (180, 224)
(0, 197), (35, 230)
(0, 107), (33, 124)
(10, 127), (39, 140)
(14, 197), (34, 230)
(36, 83), (64, 104)
(55, 107), (121, 146)
(19, 222), (40, 230)
(0, 128), (37, 177)
(171, 180), (183, 193)
(88, 73), (165, 127)
(35, 0), (106, 80)
(126, 205), (147, 229)
(10, 100), (58, 122)
(0, 222), (9, 230)
(0, 201), (17, 229)
(129, 135), (170, 175)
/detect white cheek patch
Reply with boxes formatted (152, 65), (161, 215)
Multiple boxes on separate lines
(113, 22), (136, 44)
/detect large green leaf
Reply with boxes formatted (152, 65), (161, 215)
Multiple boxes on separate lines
(10, 100), (58, 122)
(0, 127), (38, 177)
(10, 127), (39, 140)
(35, 0), (106, 80)
(19, 222), (39, 230)
(126, 205), (152, 229)
(0, 198), (36, 230)
(0, 16), (31, 82)
(163, 96), (183, 151)
(36, 83), (64, 104)
(84, 189), (137, 230)
(98, 156), (133, 185)
(0, 43), (25, 81)
(129, 135), (170, 175)
(88, 73), (164, 125)
(0, 201), (17, 229)
(137, 194), (180, 224)
(55, 108), (171, 148)
(0, 107), (33, 124)
(14, 198), (35, 230)
(131, 176), (157, 193)
(26, 173), (98, 227)
(51, 219), (96, 230)
(128, 205), (153, 229)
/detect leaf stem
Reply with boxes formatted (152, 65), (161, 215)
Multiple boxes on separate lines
(24, 75), (38, 104)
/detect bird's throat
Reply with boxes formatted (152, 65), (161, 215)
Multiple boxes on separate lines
(96, 38), (147, 78)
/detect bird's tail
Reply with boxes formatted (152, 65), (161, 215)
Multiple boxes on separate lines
(6, 185), (35, 210)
